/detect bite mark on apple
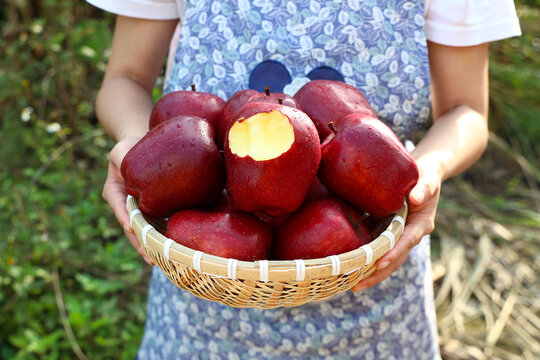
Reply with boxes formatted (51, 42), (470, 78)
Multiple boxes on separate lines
(228, 110), (295, 161)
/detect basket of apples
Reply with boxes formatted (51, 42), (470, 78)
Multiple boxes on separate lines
(123, 81), (417, 309)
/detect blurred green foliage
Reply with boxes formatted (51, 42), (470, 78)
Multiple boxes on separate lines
(489, 3), (540, 163)
(0, 2), (148, 359)
(0, 0), (538, 359)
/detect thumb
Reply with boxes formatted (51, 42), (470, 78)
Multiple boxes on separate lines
(109, 137), (142, 169)
(409, 171), (439, 206)
(409, 184), (427, 205)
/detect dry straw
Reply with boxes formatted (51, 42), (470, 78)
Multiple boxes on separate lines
(126, 195), (407, 309)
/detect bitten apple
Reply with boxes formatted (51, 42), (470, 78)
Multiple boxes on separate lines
(245, 86), (299, 108)
(273, 197), (372, 260)
(166, 209), (273, 261)
(224, 102), (321, 217)
(318, 113), (419, 218)
(217, 87), (299, 149)
(121, 115), (225, 218)
(149, 85), (225, 131)
(294, 80), (376, 140)
(218, 89), (259, 149)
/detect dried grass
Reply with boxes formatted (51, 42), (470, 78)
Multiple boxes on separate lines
(433, 134), (540, 359)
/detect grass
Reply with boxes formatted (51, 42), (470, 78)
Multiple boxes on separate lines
(430, 5), (540, 357)
(0, 1), (538, 359)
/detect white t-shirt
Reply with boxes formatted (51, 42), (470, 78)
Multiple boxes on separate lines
(87, 0), (521, 46)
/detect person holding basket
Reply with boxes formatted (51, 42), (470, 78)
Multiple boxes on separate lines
(88, 0), (521, 358)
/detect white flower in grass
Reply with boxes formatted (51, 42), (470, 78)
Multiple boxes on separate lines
(80, 46), (96, 58)
(31, 23), (43, 34)
(46, 122), (61, 133)
(21, 107), (34, 122)
(51, 43), (61, 52)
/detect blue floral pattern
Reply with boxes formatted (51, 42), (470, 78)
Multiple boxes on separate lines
(165, 0), (431, 140)
(147, 0), (439, 358)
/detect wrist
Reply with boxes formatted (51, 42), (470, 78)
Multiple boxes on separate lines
(413, 152), (446, 183)
(412, 105), (488, 183)
(109, 137), (145, 169)
(97, 115), (149, 143)
(117, 128), (148, 142)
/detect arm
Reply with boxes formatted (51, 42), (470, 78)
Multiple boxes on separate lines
(97, 15), (178, 263)
(417, 42), (489, 183)
(97, 16), (178, 141)
(353, 42), (489, 291)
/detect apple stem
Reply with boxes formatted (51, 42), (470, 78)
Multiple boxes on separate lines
(190, 84), (196, 91)
(278, 97), (283, 105)
(328, 122), (338, 135)
(264, 86), (270, 96)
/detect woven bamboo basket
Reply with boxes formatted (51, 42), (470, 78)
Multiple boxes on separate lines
(126, 195), (407, 309)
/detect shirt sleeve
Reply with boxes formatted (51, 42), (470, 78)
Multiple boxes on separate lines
(86, 0), (183, 20)
(425, 0), (522, 46)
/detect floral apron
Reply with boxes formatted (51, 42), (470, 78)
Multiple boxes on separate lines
(139, 1), (440, 358)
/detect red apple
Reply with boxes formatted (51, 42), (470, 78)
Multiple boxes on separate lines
(210, 190), (238, 213)
(166, 209), (273, 261)
(149, 85), (225, 132)
(318, 113), (419, 218)
(255, 177), (330, 228)
(218, 89), (259, 149)
(303, 176), (332, 204)
(273, 197), (372, 260)
(364, 214), (394, 239)
(254, 212), (291, 228)
(121, 115), (225, 218)
(224, 102), (321, 217)
(217, 87), (299, 149)
(294, 80), (376, 140)
(245, 86), (299, 109)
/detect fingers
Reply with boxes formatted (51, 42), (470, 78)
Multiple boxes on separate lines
(351, 217), (426, 292)
(102, 162), (130, 226)
(123, 224), (154, 266)
(103, 139), (154, 266)
(351, 161), (443, 292)
(103, 163), (153, 266)
(409, 169), (440, 206)
(109, 137), (141, 168)
(351, 247), (411, 292)
(352, 183), (439, 292)
(103, 138), (142, 226)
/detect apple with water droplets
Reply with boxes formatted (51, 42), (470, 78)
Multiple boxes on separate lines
(244, 85), (299, 109)
(166, 209), (273, 261)
(224, 102), (321, 217)
(121, 115), (225, 218)
(318, 113), (418, 218)
(217, 86), (298, 149)
(149, 84), (225, 132)
(217, 89), (259, 149)
(273, 196), (372, 260)
(294, 80), (376, 140)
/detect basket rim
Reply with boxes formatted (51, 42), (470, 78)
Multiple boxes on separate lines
(126, 195), (407, 282)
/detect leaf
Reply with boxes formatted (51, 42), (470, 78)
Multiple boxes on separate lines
(75, 274), (126, 295)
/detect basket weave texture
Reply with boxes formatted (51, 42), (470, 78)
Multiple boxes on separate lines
(127, 195), (407, 309)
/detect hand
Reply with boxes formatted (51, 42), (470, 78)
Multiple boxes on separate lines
(102, 137), (154, 266)
(351, 163), (441, 292)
